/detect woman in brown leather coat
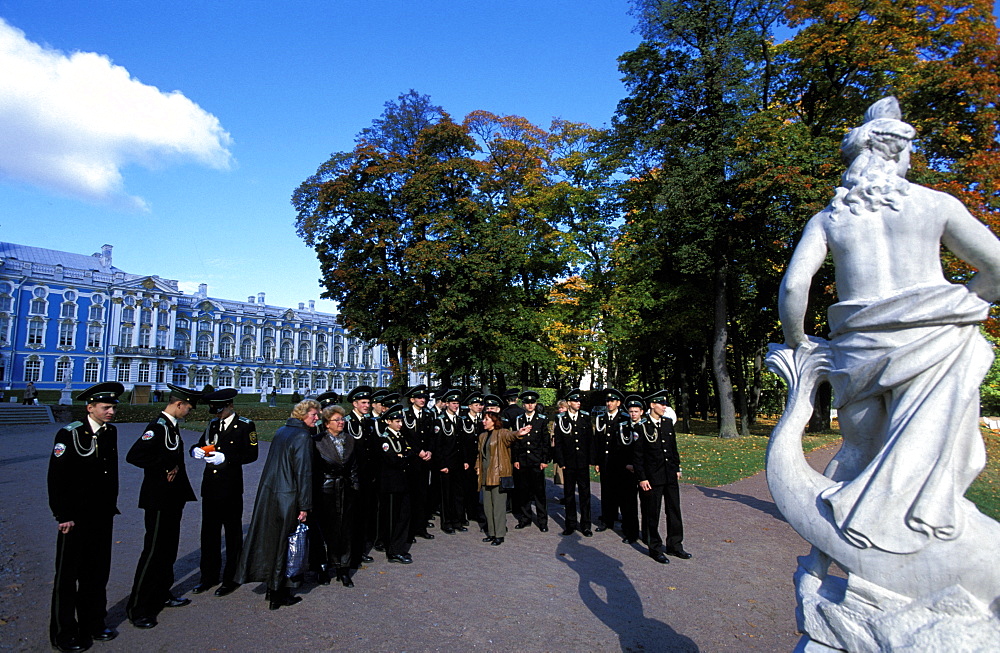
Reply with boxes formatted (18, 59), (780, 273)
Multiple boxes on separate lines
(476, 413), (531, 546)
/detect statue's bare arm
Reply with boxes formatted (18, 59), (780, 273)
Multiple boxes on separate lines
(779, 215), (829, 349)
(940, 198), (1000, 303)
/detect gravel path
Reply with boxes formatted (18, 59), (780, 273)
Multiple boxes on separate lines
(0, 422), (837, 652)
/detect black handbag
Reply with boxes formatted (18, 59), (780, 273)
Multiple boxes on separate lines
(499, 476), (514, 492)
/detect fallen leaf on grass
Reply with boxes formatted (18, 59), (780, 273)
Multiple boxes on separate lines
(546, 584), (554, 588)
(724, 539), (734, 543)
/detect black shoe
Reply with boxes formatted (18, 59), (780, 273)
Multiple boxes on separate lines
(582, 529), (594, 537)
(666, 547), (693, 559)
(622, 536), (638, 544)
(361, 554), (374, 563)
(387, 554), (412, 564)
(54, 638), (91, 652)
(482, 536), (495, 543)
(163, 596), (191, 608)
(130, 617), (157, 629)
(268, 593), (302, 610)
(595, 524), (608, 532)
(560, 528), (574, 536)
(650, 551), (670, 564)
(514, 522), (530, 530)
(442, 527), (455, 534)
(462, 520), (470, 526)
(191, 583), (215, 594)
(316, 570), (331, 585)
(90, 627), (117, 642)
(336, 569), (355, 588)
(539, 525), (549, 532)
(373, 544), (385, 552)
(490, 537), (504, 546)
(214, 582), (239, 596)
(402, 553), (413, 562)
(427, 522), (435, 528)
(416, 532), (434, 540)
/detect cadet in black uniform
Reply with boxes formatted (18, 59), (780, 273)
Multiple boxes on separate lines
(434, 389), (467, 533)
(48, 382), (124, 652)
(377, 404), (415, 563)
(593, 388), (631, 533)
(460, 391), (486, 528)
(512, 390), (550, 532)
(402, 384), (435, 540)
(125, 384), (201, 629)
(499, 388), (525, 424)
(189, 388), (259, 597)
(339, 386), (377, 567)
(553, 389), (596, 536)
(614, 394), (645, 543)
(632, 389), (691, 563)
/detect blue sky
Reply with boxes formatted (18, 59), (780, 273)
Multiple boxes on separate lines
(0, 1), (641, 311)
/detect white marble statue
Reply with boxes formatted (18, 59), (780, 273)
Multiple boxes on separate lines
(769, 97), (1000, 651)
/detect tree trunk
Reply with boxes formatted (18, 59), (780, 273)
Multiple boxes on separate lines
(677, 358), (691, 434)
(712, 266), (740, 438)
(807, 381), (832, 432)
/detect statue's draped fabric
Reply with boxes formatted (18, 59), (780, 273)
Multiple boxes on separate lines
(820, 283), (991, 553)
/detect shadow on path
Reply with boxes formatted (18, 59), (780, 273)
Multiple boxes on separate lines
(556, 536), (698, 652)
(693, 486), (786, 522)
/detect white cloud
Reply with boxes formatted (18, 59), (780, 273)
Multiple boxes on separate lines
(0, 18), (232, 211)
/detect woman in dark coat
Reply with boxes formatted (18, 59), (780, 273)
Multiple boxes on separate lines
(237, 400), (318, 609)
(313, 405), (359, 587)
(476, 413), (531, 546)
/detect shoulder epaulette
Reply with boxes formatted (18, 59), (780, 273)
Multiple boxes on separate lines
(580, 410), (591, 416)
(64, 420), (84, 431)
(157, 417), (168, 426)
(238, 416), (253, 424)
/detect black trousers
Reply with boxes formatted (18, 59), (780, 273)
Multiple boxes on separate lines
(50, 515), (114, 646)
(406, 465), (431, 537)
(379, 491), (411, 557)
(602, 466), (640, 537)
(514, 465), (548, 527)
(562, 466), (592, 531)
(640, 478), (684, 552)
(438, 466), (465, 529)
(127, 505), (183, 621)
(317, 482), (356, 569)
(199, 494), (243, 585)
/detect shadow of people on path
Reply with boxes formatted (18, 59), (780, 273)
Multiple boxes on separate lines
(694, 486), (786, 522)
(556, 536), (698, 652)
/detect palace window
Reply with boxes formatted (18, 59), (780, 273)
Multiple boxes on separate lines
(196, 334), (213, 357)
(297, 374), (309, 390)
(156, 330), (168, 348)
(61, 302), (76, 319)
(315, 376), (327, 390)
(298, 342), (311, 362)
(174, 332), (189, 352)
(263, 327), (274, 339)
(280, 372), (293, 389)
(222, 322), (235, 333)
(0, 315), (10, 345)
(332, 374), (343, 391)
(58, 321), (75, 348)
(138, 361), (150, 383)
(220, 336), (235, 358)
(316, 345), (327, 364)
(24, 358), (41, 382)
(242, 323), (255, 337)
(195, 369), (211, 387)
(117, 363), (131, 383)
(119, 326), (133, 348)
(139, 328), (151, 348)
(260, 371), (274, 388)
(280, 341), (293, 361)
(55, 359), (72, 383)
(347, 347), (358, 367)
(333, 346), (343, 366)
(84, 360), (100, 384)
(240, 338), (255, 359)
(240, 371), (254, 388)
(140, 309), (152, 325)
(28, 318), (45, 346)
(89, 304), (104, 321)
(362, 348), (373, 369)
(218, 369), (233, 386)
(173, 369), (187, 386)
(87, 324), (102, 348)
(262, 339), (275, 362)
(121, 307), (135, 323)
(158, 310), (170, 327)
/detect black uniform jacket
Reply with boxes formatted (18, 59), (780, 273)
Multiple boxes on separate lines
(48, 420), (120, 523)
(632, 416), (681, 486)
(434, 412), (465, 472)
(402, 406), (436, 456)
(191, 414), (259, 498)
(552, 411), (595, 469)
(460, 413), (483, 471)
(127, 413), (196, 509)
(594, 410), (631, 468)
(512, 412), (550, 466)
(377, 428), (415, 493)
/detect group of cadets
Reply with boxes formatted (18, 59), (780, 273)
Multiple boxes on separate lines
(46, 380), (689, 652)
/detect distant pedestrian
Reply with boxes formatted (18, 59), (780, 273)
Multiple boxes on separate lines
(23, 381), (37, 405)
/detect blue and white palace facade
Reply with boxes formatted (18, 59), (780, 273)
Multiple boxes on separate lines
(0, 242), (393, 396)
